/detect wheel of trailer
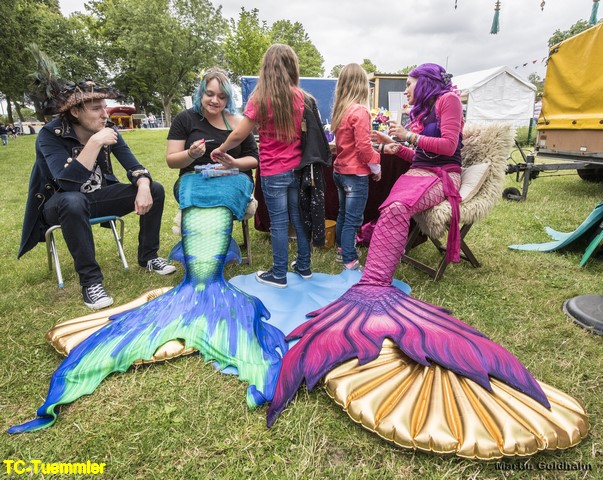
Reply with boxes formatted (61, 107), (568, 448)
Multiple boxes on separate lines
(578, 168), (603, 182)
(502, 187), (521, 201)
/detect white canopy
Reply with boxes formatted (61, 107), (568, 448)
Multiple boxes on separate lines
(453, 66), (536, 127)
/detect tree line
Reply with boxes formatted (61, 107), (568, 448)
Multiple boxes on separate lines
(3, 1), (591, 126)
(0, 1), (327, 126)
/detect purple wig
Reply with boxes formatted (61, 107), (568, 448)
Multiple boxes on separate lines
(408, 63), (454, 132)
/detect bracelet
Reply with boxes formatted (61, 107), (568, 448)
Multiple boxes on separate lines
(187, 148), (195, 160)
(406, 132), (412, 144)
(380, 143), (385, 154)
(414, 134), (420, 146)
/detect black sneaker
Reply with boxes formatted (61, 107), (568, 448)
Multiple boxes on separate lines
(82, 283), (114, 310)
(145, 257), (176, 275)
(291, 260), (312, 279)
(256, 269), (287, 288)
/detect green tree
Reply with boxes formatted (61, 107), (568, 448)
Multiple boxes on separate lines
(89, 0), (226, 126)
(548, 20), (593, 47)
(223, 9), (325, 78)
(360, 58), (377, 74)
(0, 0), (104, 122)
(55, 13), (106, 81)
(270, 20), (324, 77)
(329, 64), (344, 78)
(223, 8), (271, 77)
(527, 72), (544, 96)
(397, 65), (417, 74)
(0, 1), (59, 121)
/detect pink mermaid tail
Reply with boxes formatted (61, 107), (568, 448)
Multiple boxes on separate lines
(267, 185), (588, 457)
(266, 284), (550, 427)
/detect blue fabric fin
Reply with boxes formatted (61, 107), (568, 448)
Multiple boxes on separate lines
(509, 202), (603, 252)
(580, 227), (603, 266)
(225, 238), (242, 265)
(169, 240), (185, 265)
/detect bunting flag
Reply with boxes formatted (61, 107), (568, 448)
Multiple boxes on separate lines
(513, 57), (548, 69)
(490, 1), (501, 34)
(591, 0), (600, 25)
(460, 0), (598, 34)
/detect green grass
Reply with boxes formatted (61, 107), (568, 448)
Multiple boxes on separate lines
(0, 132), (602, 479)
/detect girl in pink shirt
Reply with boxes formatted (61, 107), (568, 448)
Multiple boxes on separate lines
(331, 64), (381, 270)
(212, 44), (310, 288)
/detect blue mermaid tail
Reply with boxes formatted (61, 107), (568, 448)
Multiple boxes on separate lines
(9, 174), (287, 433)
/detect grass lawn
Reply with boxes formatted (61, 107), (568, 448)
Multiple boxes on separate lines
(0, 130), (601, 479)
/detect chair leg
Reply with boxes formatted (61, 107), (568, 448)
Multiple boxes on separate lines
(400, 223), (480, 280)
(400, 253), (440, 280)
(45, 228), (64, 288)
(240, 219), (252, 266)
(460, 244), (480, 268)
(109, 217), (128, 270)
(45, 216), (129, 288)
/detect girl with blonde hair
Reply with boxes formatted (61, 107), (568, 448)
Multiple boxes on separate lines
(212, 44), (310, 288)
(331, 63), (381, 271)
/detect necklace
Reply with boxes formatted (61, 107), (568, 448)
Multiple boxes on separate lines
(416, 146), (440, 160)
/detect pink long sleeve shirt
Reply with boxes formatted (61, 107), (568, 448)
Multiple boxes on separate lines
(395, 92), (464, 164)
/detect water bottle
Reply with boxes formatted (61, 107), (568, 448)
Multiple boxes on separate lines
(194, 165), (239, 177)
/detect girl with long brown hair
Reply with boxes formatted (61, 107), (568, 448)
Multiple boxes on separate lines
(212, 44), (311, 288)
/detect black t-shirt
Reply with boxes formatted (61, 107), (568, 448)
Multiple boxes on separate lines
(167, 109), (258, 178)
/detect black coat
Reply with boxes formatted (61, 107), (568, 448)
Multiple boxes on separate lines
(18, 117), (151, 258)
(297, 95), (332, 247)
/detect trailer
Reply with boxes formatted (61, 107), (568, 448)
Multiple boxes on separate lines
(504, 23), (603, 201)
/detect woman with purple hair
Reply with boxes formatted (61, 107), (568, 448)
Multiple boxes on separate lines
(365, 62), (464, 285)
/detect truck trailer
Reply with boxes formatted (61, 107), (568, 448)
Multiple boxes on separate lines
(505, 22), (603, 200)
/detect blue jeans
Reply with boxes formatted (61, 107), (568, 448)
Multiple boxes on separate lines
(333, 173), (369, 263)
(261, 170), (311, 278)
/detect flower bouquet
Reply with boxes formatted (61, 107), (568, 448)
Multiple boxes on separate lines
(370, 107), (390, 131)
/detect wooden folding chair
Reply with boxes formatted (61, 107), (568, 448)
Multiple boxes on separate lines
(401, 123), (515, 280)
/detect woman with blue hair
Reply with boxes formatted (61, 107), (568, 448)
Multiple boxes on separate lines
(166, 67), (258, 195)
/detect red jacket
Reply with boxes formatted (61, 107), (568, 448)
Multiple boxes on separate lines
(334, 104), (380, 175)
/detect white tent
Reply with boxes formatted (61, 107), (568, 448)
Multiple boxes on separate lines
(453, 66), (536, 127)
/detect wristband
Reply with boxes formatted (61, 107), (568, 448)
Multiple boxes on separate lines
(380, 143), (385, 154)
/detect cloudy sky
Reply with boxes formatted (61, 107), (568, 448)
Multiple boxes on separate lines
(60, 0), (591, 79)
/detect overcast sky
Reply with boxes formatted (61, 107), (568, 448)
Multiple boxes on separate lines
(60, 0), (591, 79)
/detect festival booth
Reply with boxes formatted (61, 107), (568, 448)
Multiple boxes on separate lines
(367, 72), (409, 123)
(453, 66), (536, 127)
(241, 76), (337, 124)
(106, 106), (136, 129)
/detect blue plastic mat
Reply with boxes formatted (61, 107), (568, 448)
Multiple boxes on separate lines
(230, 269), (411, 340)
(508, 202), (603, 265)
